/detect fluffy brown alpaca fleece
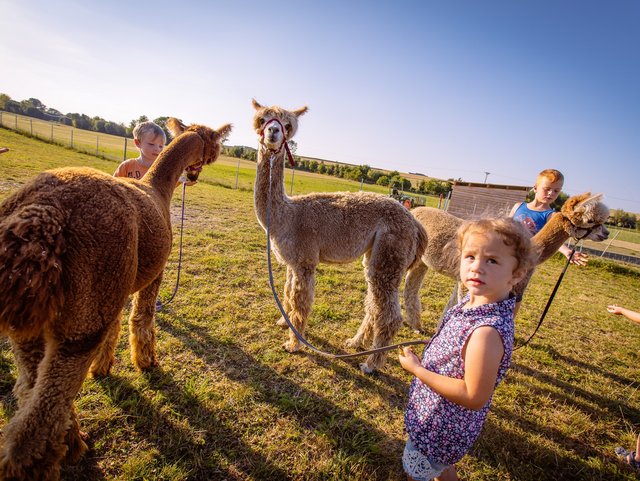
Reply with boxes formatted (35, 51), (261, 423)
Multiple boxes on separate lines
(252, 99), (427, 373)
(403, 192), (610, 331)
(0, 118), (231, 481)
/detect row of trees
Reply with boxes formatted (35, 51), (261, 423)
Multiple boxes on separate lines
(0, 93), (172, 139)
(609, 209), (637, 229)
(2, 93), (457, 197)
(222, 141), (453, 196)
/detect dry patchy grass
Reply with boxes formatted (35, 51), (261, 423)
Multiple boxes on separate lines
(1, 128), (640, 480)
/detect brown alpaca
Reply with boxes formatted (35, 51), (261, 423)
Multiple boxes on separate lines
(252, 99), (427, 373)
(0, 118), (231, 481)
(403, 193), (610, 331)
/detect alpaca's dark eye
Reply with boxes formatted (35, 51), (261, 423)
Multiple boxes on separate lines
(285, 123), (292, 132)
(258, 118), (265, 126)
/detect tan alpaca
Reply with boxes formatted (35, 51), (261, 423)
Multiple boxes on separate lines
(252, 99), (427, 373)
(0, 119), (231, 481)
(404, 192), (610, 331)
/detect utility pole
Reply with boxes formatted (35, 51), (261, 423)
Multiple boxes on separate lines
(483, 172), (490, 184)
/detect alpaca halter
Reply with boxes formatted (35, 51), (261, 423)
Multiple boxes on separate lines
(260, 118), (295, 167)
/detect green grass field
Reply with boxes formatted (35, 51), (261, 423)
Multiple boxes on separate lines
(1, 127), (640, 480)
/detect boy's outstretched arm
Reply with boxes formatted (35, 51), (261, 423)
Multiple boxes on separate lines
(558, 243), (588, 265)
(607, 305), (640, 325)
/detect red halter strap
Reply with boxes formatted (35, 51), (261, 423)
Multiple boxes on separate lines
(260, 118), (295, 167)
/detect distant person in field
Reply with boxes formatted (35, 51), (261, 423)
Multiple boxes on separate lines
(608, 304), (640, 470)
(0, 147), (9, 154)
(114, 121), (166, 179)
(398, 217), (535, 481)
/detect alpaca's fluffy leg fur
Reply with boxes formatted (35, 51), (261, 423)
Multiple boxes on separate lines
(403, 261), (429, 332)
(89, 312), (123, 376)
(129, 276), (162, 371)
(276, 266), (294, 327)
(10, 336), (45, 410)
(345, 290), (374, 349)
(360, 283), (404, 373)
(358, 250), (405, 373)
(0, 338), (98, 481)
(63, 405), (89, 465)
(346, 253), (375, 349)
(283, 266), (315, 352)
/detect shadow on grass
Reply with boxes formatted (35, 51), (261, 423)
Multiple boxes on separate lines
(82, 314), (406, 480)
(472, 413), (631, 481)
(524, 343), (638, 389)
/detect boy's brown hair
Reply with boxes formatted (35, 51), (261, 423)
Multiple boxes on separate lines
(536, 168), (564, 185)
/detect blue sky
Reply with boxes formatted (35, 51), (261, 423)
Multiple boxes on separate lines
(2, 0), (638, 212)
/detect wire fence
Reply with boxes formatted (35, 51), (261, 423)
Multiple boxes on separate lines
(0, 111), (132, 161)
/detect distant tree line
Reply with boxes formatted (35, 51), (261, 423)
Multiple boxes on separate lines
(608, 209), (638, 229)
(2, 93), (458, 197)
(222, 140), (453, 196)
(0, 93), (172, 140)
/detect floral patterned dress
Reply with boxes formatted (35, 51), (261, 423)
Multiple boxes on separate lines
(404, 295), (515, 465)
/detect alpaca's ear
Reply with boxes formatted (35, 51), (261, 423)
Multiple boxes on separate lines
(216, 123), (233, 142)
(576, 192), (603, 209)
(166, 118), (187, 138)
(252, 99), (263, 110)
(292, 106), (309, 117)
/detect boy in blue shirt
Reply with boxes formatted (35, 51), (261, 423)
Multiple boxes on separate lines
(509, 168), (588, 266)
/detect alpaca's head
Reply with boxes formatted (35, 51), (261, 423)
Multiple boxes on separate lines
(252, 99), (308, 150)
(561, 192), (610, 242)
(166, 118), (232, 181)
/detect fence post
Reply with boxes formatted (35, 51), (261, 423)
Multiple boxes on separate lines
(235, 157), (241, 189)
(30, 119), (33, 136)
(51, 123), (54, 141)
(96, 135), (99, 156)
(123, 137), (127, 160)
(70, 130), (74, 148)
(15, 114), (18, 129)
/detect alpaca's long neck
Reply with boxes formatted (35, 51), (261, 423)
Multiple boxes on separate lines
(254, 146), (289, 230)
(144, 133), (200, 204)
(531, 212), (571, 263)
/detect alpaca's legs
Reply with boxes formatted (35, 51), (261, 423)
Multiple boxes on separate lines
(63, 405), (89, 465)
(129, 275), (162, 370)
(403, 261), (429, 332)
(360, 283), (404, 373)
(0, 337), (99, 481)
(10, 335), (45, 409)
(283, 265), (315, 352)
(345, 288), (374, 349)
(276, 266), (294, 328)
(358, 249), (405, 373)
(89, 311), (123, 377)
(346, 253), (375, 349)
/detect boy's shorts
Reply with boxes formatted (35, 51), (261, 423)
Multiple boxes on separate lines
(402, 437), (450, 481)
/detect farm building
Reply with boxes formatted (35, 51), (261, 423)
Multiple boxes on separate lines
(446, 181), (531, 219)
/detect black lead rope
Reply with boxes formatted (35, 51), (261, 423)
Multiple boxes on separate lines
(265, 153), (427, 359)
(514, 248), (575, 350)
(156, 181), (187, 312)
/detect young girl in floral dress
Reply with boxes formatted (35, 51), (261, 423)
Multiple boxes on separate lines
(398, 217), (537, 481)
